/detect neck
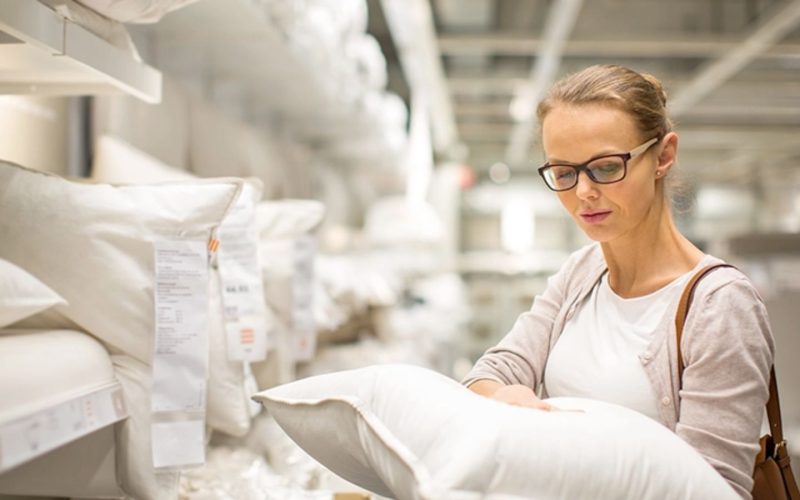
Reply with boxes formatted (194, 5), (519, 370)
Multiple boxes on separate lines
(600, 198), (704, 298)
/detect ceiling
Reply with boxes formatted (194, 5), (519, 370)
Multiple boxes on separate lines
(372, 0), (800, 191)
(124, 0), (800, 213)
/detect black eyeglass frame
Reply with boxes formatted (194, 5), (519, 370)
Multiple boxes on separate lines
(537, 137), (660, 192)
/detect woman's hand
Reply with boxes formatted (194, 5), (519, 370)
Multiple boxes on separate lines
(468, 380), (553, 411)
(491, 384), (553, 410)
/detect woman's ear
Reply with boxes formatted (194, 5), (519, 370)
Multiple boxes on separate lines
(656, 132), (678, 175)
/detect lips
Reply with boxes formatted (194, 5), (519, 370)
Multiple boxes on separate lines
(579, 210), (611, 224)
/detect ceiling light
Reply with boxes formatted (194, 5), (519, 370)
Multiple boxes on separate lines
(489, 162), (510, 184)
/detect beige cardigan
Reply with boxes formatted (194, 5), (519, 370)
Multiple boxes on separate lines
(462, 243), (774, 499)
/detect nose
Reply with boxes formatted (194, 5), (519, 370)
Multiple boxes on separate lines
(574, 170), (599, 200)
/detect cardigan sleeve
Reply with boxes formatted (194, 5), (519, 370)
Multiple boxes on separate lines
(677, 273), (774, 499)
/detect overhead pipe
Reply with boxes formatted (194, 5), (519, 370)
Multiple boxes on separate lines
(670, 0), (800, 116)
(504, 0), (583, 167)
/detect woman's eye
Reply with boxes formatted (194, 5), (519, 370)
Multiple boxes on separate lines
(555, 170), (574, 181)
(590, 161), (622, 175)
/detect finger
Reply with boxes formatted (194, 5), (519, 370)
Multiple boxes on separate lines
(519, 400), (552, 411)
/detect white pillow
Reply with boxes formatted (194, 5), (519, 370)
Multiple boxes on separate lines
(0, 160), (242, 494)
(206, 269), (253, 436)
(74, 0), (199, 23)
(255, 200), (326, 240)
(90, 137), (267, 438)
(253, 364), (739, 500)
(91, 134), (195, 184)
(255, 199), (324, 330)
(0, 258), (66, 329)
(0, 160), (241, 363)
(40, 0), (140, 56)
(251, 199), (325, 386)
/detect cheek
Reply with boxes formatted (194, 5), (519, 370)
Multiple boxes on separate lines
(556, 191), (577, 213)
(613, 178), (657, 218)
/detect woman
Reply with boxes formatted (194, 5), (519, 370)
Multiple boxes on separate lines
(462, 64), (773, 499)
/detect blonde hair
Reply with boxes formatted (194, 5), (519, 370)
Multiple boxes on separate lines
(537, 64), (673, 141)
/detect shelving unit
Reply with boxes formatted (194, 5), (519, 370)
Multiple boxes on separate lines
(0, 383), (126, 474)
(0, 0), (161, 103)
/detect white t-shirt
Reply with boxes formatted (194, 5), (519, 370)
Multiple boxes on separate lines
(544, 270), (693, 421)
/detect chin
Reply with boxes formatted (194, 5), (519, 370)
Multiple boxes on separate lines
(577, 224), (616, 243)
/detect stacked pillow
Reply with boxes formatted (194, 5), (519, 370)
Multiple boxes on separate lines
(250, 199), (325, 388)
(90, 134), (194, 183)
(0, 159), (241, 362)
(91, 134), (266, 437)
(0, 258), (66, 329)
(0, 159), (242, 500)
(74, 0), (199, 23)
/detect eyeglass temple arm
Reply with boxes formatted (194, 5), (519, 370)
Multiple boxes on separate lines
(629, 137), (659, 158)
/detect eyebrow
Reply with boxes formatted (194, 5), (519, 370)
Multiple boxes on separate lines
(546, 149), (624, 165)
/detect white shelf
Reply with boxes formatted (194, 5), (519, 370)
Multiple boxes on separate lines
(0, 0), (161, 102)
(0, 382), (127, 474)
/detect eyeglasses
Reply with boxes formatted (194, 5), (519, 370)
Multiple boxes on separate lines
(537, 137), (659, 192)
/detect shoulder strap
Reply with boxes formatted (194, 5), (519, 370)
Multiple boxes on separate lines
(765, 369), (783, 443)
(675, 263), (784, 443)
(674, 264), (734, 379)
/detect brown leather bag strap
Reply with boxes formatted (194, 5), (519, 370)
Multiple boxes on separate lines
(675, 265), (793, 480)
(772, 365), (800, 499)
(675, 263), (735, 383)
(766, 368), (783, 444)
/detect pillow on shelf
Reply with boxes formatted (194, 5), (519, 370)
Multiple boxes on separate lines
(205, 269), (251, 436)
(90, 134), (195, 184)
(253, 364), (739, 500)
(255, 200), (326, 241)
(251, 199), (325, 387)
(0, 159), (242, 363)
(74, 0), (199, 24)
(90, 139), (267, 438)
(256, 199), (325, 323)
(0, 257), (66, 329)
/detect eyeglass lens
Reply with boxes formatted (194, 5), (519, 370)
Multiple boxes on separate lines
(543, 156), (626, 190)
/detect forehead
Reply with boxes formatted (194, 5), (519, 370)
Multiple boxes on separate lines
(541, 103), (640, 160)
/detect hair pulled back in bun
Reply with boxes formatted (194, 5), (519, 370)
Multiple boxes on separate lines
(537, 64), (673, 141)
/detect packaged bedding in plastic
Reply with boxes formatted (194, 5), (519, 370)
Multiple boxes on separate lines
(75, 0), (200, 23)
(38, 0), (141, 57)
(90, 135), (271, 438)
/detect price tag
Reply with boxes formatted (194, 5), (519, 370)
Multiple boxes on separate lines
(217, 184), (269, 362)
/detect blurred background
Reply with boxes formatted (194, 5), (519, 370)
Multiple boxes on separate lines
(0, 0), (798, 498)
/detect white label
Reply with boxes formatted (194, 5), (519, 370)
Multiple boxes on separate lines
(0, 385), (126, 474)
(151, 240), (208, 469)
(152, 240), (209, 413)
(217, 187), (269, 362)
(151, 419), (205, 469)
(292, 234), (316, 361)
